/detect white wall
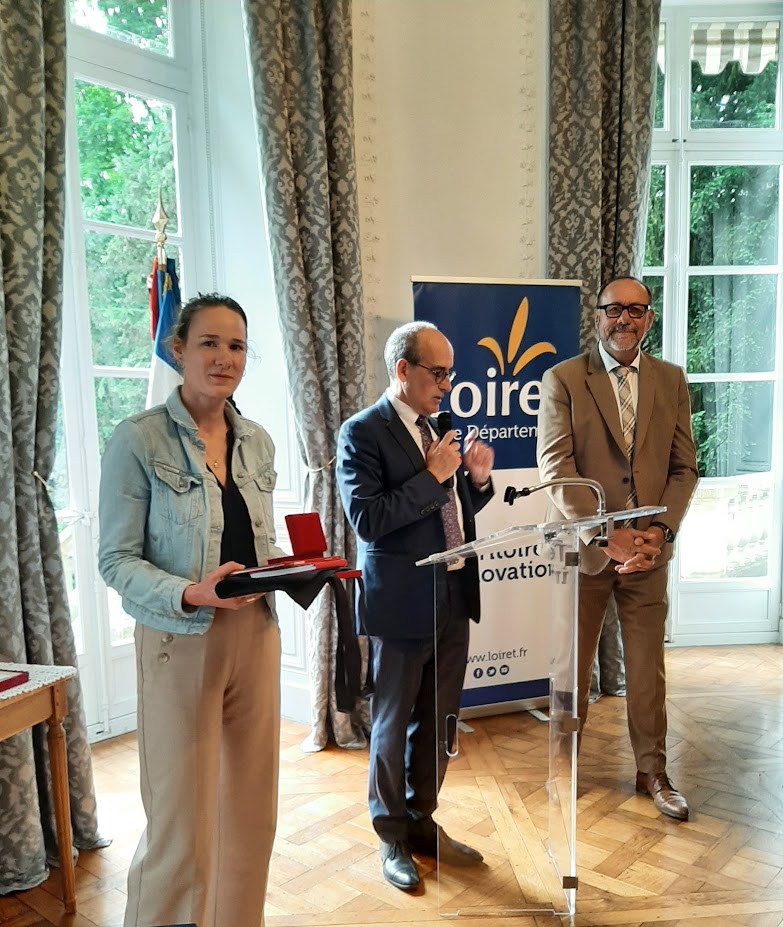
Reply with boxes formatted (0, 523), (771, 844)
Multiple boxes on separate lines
(353, 0), (549, 396)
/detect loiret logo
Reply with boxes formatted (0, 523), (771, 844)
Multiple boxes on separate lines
(450, 297), (556, 421)
(477, 297), (555, 374)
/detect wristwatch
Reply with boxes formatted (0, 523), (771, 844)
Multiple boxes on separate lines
(650, 521), (675, 543)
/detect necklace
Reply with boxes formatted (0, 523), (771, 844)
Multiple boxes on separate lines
(206, 446), (223, 469)
(201, 425), (228, 471)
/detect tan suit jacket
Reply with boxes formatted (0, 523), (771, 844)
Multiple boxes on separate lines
(537, 346), (699, 574)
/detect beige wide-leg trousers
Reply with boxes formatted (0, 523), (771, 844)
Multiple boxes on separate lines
(125, 600), (281, 927)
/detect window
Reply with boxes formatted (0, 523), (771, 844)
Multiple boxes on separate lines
(645, 4), (782, 639)
(690, 20), (778, 128)
(60, 0), (202, 734)
(60, 0), (306, 734)
(69, 0), (172, 56)
(77, 81), (183, 460)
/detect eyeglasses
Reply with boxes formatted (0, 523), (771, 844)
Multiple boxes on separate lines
(410, 362), (456, 384)
(598, 303), (651, 319)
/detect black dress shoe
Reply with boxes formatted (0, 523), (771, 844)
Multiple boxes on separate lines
(379, 840), (420, 890)
(409, 826), (483, 866)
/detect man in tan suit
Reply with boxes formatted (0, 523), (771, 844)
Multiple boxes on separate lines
(537, 275), (698, 820)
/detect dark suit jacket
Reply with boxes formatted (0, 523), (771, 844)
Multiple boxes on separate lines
(536, 346), (699, 574)
(336, 395), (493, 639)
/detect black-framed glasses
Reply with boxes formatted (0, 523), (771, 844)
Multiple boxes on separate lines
(598, 302), (651, 319)
(410, 362), (456, 384)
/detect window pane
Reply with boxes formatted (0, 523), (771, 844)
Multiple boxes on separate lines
(69, 0), (171, 56)
(94, 376), (148, 455)
(645, 165), (666, 266)
(51, 394), (69, 512)
(690, 165), (779, 266)
(689, 380), (773, 478)
(643, 275), (663, 359)
(52, 399), (83, 650)
(74, 79), (178, 231)
(654, 24), (665, 129)
(687, 274), (777, 374)
(680, 476), (771, 579)
(690, 21), (779, 129)
(86, 232), (156, 368)
(59, 523), (84, 652)
(107, 587), (134, 645)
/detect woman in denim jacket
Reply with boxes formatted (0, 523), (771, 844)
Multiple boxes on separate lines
(99, 293), (283, 927)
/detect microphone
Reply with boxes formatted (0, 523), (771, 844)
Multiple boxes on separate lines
(504, 485), (531, 505)
(436, 410), (454, 489)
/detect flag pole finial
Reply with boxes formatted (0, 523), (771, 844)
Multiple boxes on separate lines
(152, 190), (169, 265)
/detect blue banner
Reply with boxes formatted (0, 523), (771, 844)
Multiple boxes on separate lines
(413, 277), (581, 709)
(413, 279), (580, 469)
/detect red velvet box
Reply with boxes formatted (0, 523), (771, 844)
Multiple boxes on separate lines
(268, 513), (347, 570)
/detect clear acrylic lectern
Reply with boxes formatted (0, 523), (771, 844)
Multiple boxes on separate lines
(417, 501), (665, 918)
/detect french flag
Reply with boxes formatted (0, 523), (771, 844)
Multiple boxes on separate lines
(146, 256), (183, 408)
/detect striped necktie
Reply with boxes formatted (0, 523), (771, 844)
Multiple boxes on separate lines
(613, 366), (638, 511)
(416, 415), (463, 551)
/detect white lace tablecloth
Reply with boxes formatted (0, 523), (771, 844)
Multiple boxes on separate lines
(0, 662), (76, 702)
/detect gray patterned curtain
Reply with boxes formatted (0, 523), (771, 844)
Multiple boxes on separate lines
(548, 0), (662, 337)
(0, 0), (107, 895)
(548, 0), (661, 695)
(241, 0), (368, 751)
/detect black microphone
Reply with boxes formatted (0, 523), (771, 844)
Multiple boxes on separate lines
(504, 485), (532, 505)
(436, 410), (454, 489)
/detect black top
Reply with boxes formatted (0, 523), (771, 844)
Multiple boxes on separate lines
(213, 431), (257, 568)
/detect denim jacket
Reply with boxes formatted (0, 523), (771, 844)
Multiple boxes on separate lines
(98, 388), (283, 634)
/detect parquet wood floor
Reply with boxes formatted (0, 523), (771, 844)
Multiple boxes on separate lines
(1, 644), (782, 927)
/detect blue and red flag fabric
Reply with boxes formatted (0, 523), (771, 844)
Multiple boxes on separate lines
(146, 255), (183, 408)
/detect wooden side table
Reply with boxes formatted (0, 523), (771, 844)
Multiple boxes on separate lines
(0, 662), (78, 914)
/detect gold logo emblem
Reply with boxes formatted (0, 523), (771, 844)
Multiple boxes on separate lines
(477, 297), (555, 375)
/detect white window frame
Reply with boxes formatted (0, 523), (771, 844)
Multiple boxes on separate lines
(651, 1), (783, 643)
(62, 2), (213, 738)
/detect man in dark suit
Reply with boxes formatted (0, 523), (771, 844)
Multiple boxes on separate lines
(337, 321), (494, 890)
(537, 276), (698, 820)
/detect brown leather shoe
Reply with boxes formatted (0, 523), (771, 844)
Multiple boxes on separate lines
(636, 771), (689, 821)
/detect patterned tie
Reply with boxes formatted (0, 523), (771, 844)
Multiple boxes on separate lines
(416, 415), (463, 550)
(613, 366), (638, 512)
